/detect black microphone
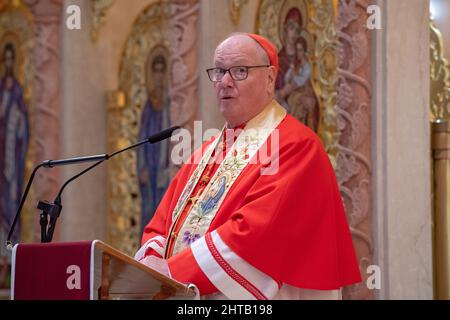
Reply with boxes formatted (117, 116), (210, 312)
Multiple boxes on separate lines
(41, 154), (108, 168)
(42, 125), (180, 243)
(5, 125), (180, 248)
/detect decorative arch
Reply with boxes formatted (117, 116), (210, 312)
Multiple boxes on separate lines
(106, 0), (200, 255)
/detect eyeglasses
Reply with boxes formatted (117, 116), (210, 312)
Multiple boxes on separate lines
(206, 65), (270, 82)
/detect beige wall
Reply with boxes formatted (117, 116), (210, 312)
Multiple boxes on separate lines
(372, 0), (433, 299)
(60, 0), (155, 241)
(198, 0), (260, 131)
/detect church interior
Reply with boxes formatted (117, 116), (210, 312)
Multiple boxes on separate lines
(0, 0), (449, 300)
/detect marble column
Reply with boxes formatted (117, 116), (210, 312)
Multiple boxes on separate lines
(372, 0), (433, 299)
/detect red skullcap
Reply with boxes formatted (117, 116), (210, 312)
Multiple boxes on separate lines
(246, 33), (279, 76)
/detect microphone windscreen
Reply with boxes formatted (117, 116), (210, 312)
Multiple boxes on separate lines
(148, 126), (180, 143)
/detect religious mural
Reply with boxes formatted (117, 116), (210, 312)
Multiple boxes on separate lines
(107, 1), (200, 255)
(275, 5), (319, 132)
(257, 0), (339, 163)
(258, 0), (375, 299)
(137, 45), (171, 234)
(0, 1), (33, 290)
(107, 2), (172, 255)
(0, 42), (29, 248)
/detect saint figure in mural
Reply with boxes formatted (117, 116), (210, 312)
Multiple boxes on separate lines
(0, 43), (29, 253)
(137, 49), (171, 233)
(275, 7), (320, 132)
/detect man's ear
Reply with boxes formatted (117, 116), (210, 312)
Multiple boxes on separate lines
(267, 66), (277, 94)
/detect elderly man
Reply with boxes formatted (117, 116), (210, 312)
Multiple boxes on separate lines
(135, 33), (361, 299)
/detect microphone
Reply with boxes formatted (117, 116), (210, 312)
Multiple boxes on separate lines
(5, 125), (180, 248)
(41, 154), (108, 168)
(43, 125), (180, 243)
(5, 163), (45, 251)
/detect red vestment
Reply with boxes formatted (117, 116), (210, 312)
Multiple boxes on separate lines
(140, 111), (361, 297)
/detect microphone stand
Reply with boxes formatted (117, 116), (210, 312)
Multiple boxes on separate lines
(41, 138), (146, 243)
(39, 159), (106, 243)
(5, 125), (180, 247)
(5, 155), (109, 247)
(5, 163), (46, 250)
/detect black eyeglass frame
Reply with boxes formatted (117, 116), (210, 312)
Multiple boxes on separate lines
(206, 65), (270, 82)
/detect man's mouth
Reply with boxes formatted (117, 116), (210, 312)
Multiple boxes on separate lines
(221, 96), (235, 100)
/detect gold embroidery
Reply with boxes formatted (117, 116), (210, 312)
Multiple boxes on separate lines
(200, 175), (210, 184)
(189, 195), (200, 205)
(167, 100), (287, 257)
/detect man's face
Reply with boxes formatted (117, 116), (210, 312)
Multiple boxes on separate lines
(213, 36), (275, 127)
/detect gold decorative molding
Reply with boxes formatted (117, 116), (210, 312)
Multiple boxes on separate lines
(106, 90), (125, 110)
(0, 0), (33, 100)
(309, 0), (339, 163)
(430, 18), (450, 121)
(107, 0), (172, 255)
(229, 0), (248, 25)
(91, 0), (114, 42)
(107, 0), (200, 255)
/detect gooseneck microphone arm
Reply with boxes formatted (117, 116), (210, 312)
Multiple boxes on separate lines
(41, 154), (108, 168)
(55, 127), (178, 203)
(43, 136), (162, 243)
(5, 125), (180, 247)
(5, 163), (46, 250)
(43, 159), (106, 243)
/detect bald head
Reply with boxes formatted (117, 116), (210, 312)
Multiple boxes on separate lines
(211, 34), (277, 128)
(215, 34), (269, 66)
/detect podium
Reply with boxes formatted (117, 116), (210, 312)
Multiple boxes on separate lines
(10, 240), (197, 300)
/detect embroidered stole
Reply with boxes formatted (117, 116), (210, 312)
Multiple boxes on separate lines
(164, 100), (286, 257)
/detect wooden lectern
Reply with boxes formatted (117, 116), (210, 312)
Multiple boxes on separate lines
(11, 240), (197, 300)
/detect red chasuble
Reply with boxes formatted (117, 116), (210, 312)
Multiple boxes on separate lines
(140, 107), (361, 295)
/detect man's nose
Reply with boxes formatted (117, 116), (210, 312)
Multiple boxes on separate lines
(220, 71), (234, 87)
